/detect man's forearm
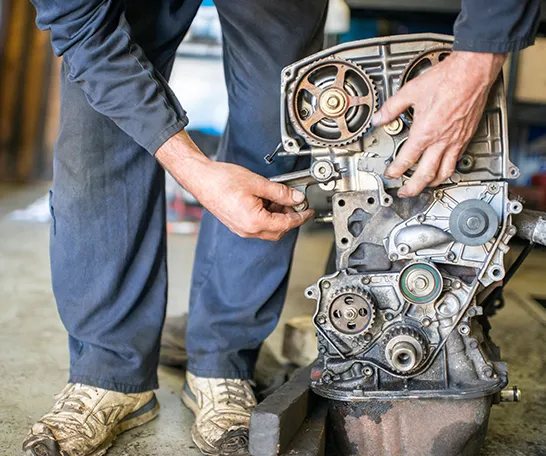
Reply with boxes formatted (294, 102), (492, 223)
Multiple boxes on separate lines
(31, 0), (188, 154)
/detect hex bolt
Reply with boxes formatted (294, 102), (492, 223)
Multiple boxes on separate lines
(422, 317), (432, 327)
(323, 373), (332, 383)
(416, 214), (426, 223)
(323, 281), (331, 289)
(507, 225), (517, 236)
(361, 277), (371, 285)
(469, 340), (479, 349)
(364, 333), (373, 342)
(385, 313), (394, 321)
(482, 367), (494, 378)
(446, 251), (456, 262)
(452, 280), (462, 290)
(317, 315), (326, 325)
(388, 253), (398, 262)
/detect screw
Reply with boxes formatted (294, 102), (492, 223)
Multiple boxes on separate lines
(459, 324), (470, 335)
(363, 366), (374, 377)
(389, 253), (398, 262)
(364, 333), (372, 342)
(416, 214), (426, 223)
(323, 373), (332, 383)
(422, 317), (432, 327)
(299, 108), (309, 119)
(446, 251), (456, 262)
(318, 345), (327, 354)
(385, 313), (394, 321)
(452, 280), (462, 290)
(507, 225), (517, 236)
(323, 281), (331, 289)
(469, 340), (479, 349)
(317, 315), (326, 325)
(361, 277), (371, 285)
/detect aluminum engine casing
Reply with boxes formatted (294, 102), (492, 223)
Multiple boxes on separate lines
(273, 34), (522, 402)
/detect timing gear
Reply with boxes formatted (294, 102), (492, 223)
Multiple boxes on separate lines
(327, 285), (376, 335)
(288, 58), (377, 147)
(382, 326), (427, 374)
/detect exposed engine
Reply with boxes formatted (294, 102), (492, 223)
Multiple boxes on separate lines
(271, 34), (523, 403)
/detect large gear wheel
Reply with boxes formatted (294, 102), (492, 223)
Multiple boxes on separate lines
(288, 58), (377, 147)
(327, 285), (376, 335)
(399, 46), (452, 122)
(382, 326), (428, 374)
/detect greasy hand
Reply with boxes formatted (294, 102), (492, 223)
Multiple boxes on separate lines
(372, 51), (506, 198)
(156, 131), (313, 241)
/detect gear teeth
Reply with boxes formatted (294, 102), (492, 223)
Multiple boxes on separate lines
(287, 57), (378, 148)
(382, 325), (428, 374)
(328, 285), (377, 336)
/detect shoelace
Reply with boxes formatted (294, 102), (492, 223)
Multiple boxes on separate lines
(217, 380), (254, 411)
(47, 384), (103, 431)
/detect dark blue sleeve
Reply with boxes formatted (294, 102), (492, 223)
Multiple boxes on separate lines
(454, 0), (541, 53)
(30, 0), (188, 154)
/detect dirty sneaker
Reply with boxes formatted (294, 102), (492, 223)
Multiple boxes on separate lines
(181, 372), (257, 455)
(22, 383), (159, 456)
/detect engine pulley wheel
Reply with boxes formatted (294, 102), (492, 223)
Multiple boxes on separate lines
(329, 290), (375, 335)
(289, 59), (377, 147)
(449, 199), (499, 246)
(399, 262), (443, 304)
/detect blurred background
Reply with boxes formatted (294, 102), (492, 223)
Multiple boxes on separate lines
(2, 0), (546, 220)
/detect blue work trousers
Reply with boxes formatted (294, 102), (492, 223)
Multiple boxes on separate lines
(50, 0), (327, 393)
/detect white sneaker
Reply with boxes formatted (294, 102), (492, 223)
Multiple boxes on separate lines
(22, 383), (159, 456)
(181, 372), (257, 455)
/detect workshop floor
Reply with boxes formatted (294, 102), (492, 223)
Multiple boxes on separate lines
(0, 184), (545, 456)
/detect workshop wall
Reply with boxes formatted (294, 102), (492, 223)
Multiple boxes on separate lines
(0, 0), (58, 182)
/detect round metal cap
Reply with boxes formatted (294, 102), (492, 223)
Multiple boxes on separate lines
(449, 199), (499, 246)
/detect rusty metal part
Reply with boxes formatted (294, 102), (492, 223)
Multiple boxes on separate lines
(288, 58), (377, 147)
(329, 397), (492, 456)
(329, 286), (376, 335)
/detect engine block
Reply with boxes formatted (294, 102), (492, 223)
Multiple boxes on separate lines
(272, 34), (523, 402)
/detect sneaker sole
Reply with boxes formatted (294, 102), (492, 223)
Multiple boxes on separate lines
(89, 394), (160, 456)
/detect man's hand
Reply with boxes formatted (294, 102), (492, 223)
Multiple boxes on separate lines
(156, 131), (313, 241)
(372, 51), (506, 198)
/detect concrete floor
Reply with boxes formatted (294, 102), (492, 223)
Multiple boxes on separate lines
(0, 185), (545, 455)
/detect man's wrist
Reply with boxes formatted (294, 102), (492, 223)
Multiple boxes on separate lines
(155, 130), (212, 196)
(450, 51), (507, 86)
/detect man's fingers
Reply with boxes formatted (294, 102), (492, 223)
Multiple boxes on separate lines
(385, 133), (428, 179)
(429, 148), (460, 187)
(257, 209), (314, 241)
(398, 143), (446, 198)
(256, 178), (306, 208)
(372, 85), (413, 127)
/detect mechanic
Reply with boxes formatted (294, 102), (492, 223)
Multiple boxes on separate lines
(23, 1), (540, 455)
